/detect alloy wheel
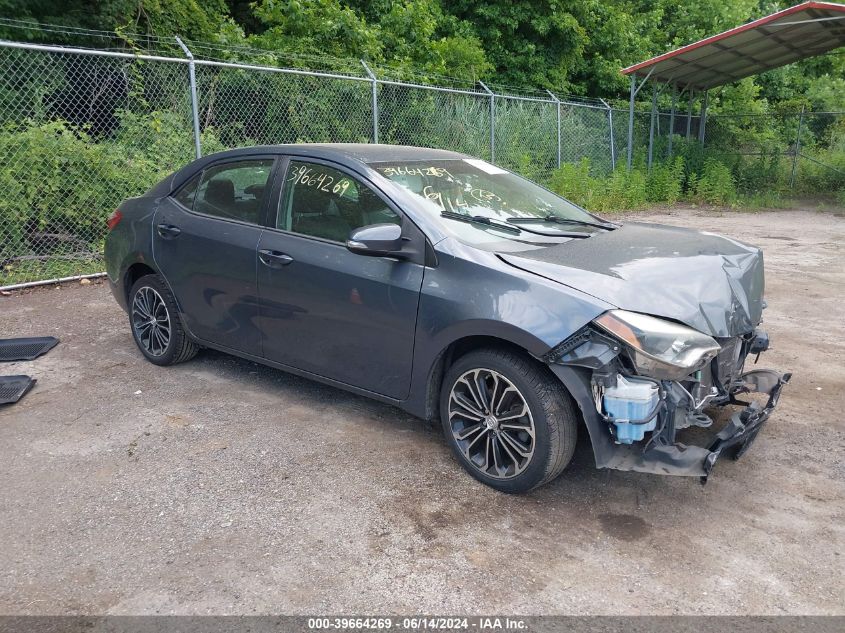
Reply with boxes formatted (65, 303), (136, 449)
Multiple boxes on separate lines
(448, 368), (536, 479)
(131, 286), (171, 357)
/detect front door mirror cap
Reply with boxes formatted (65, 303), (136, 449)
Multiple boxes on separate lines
(346, 223), (406, 258)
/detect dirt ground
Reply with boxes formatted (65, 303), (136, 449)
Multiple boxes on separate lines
(0, 206), (843, 616)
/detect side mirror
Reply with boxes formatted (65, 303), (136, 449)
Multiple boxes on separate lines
(346, 223), (405, 258)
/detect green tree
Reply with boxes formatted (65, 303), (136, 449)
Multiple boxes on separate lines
(248, 0), (382, 61)
(445, 1), (589, 90)
(0, 0), (230, 44)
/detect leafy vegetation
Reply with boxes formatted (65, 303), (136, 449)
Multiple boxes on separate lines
(0, 111), (224, 282)
(0, 0), (843, 284)
(2, 1), (844, 111)
(548, 123), (845, 212)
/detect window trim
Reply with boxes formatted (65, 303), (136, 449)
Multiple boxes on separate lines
(171, 172), (201, 210)
(168, 155), (279, 228)
(268, 156), (407, 247)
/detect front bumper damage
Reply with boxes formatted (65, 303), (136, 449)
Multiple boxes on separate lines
(601, 368), (791, 482)
(702, 369), (790, 479)
(547, 329), (790, 482)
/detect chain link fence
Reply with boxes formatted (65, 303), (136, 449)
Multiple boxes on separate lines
(702, 111), (845, 189)
(0, 43), (196, 288)
(0, 38), (842, 288)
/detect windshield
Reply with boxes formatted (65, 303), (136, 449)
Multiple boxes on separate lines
(370, 158), (605, 249)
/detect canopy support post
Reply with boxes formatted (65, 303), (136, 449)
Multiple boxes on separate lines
(647, 85), (657, 171)
(627, 75), (636, 170)
(626, 68), (654, 170)
(686, 90), (694, 140)
(790, 105), (806, 188)
(667, 85), (677, 158)
(698, 90), (709, 146)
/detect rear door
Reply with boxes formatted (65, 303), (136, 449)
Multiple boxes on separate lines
(256, 158), (425, 399)
(153, 157), (276, 356)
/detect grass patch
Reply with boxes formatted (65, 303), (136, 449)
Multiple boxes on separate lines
(735, 192), (794, 210)
(1, 256), (104, 287)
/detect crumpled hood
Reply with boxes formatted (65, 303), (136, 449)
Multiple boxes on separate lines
(499, 222), (765, 337)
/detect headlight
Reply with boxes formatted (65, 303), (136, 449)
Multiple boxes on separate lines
(594, 310), (720, 380)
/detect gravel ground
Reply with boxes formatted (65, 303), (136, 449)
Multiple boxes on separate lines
(0, 207), (843, 615)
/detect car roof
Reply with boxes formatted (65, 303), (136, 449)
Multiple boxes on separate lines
(147, 143), (472, 198)
(205, 143), (470, 164)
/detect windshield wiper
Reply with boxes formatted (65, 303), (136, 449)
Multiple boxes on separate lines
(506, 215), (617, 230)
(440, 211), (522, 235)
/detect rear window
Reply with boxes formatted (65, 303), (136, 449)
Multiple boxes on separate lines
(170, 160), (274, 225)
(194, 160), (274, 224)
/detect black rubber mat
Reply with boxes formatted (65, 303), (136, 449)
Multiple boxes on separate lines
(0, 337), (59, 362)
(0, 375), (35, 404)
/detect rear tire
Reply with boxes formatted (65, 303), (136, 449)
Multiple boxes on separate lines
(128, 274), (198, 366)
(440, 348), (578, 493)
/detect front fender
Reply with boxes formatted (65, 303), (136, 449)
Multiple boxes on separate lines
(402, 239), (612, 419)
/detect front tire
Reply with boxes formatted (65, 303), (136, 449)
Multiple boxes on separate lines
(128, 274), (198, 366)
(440, 348), (578, 493)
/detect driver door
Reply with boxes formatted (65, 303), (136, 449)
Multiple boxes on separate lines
(256, 159), (425, 399)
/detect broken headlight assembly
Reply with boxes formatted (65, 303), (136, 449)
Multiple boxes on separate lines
(593, 310), (721, 381)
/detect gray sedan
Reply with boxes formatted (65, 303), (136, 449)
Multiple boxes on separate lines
(104, 144), (788, 493)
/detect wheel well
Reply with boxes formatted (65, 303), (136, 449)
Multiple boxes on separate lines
(124, 263), (156, 302)
(424, 335), (538, 422)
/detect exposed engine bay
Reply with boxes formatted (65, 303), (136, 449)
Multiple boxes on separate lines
(545, 311), (790, 481)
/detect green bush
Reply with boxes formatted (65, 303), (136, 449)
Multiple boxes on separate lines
(0, 120), (116, 263)
(0, 111), (222, 266)
(646, 155), (684, 204)
(548, 159), (652, 212)
(548, 159), (592, 206)
(548, 152), (745, 211)
(690, 159), (737, 205)
(732, 147), (784, 192)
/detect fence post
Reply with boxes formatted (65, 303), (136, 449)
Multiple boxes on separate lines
(546, 90), (562, 168)
(599, 98), (615, 171)
(790, 105), (806, 189)
(478, 81), (495, 163)
(698, 90), (709, 146)
(175, 36), (202, 159)
(360, 60), (379, 144)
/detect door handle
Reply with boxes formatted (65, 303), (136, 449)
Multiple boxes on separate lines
(259, 249), (294, 268)
(157, 223), (181, 239)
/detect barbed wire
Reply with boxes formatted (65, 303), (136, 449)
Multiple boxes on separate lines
(0, 18), (573, 100)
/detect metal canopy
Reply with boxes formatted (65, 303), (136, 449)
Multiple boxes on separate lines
(622, 2), (845, 169)
(622, 2), (845, 90)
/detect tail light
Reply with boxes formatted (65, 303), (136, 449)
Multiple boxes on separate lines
(106, 209), (123, 231)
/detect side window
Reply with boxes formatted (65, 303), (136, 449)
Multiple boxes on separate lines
(173, 174), (200, 209)
(193, 159), (274, 224)
(279, 161), (401, 242)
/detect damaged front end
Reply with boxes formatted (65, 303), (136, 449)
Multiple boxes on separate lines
(544, 311), (790, 481)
